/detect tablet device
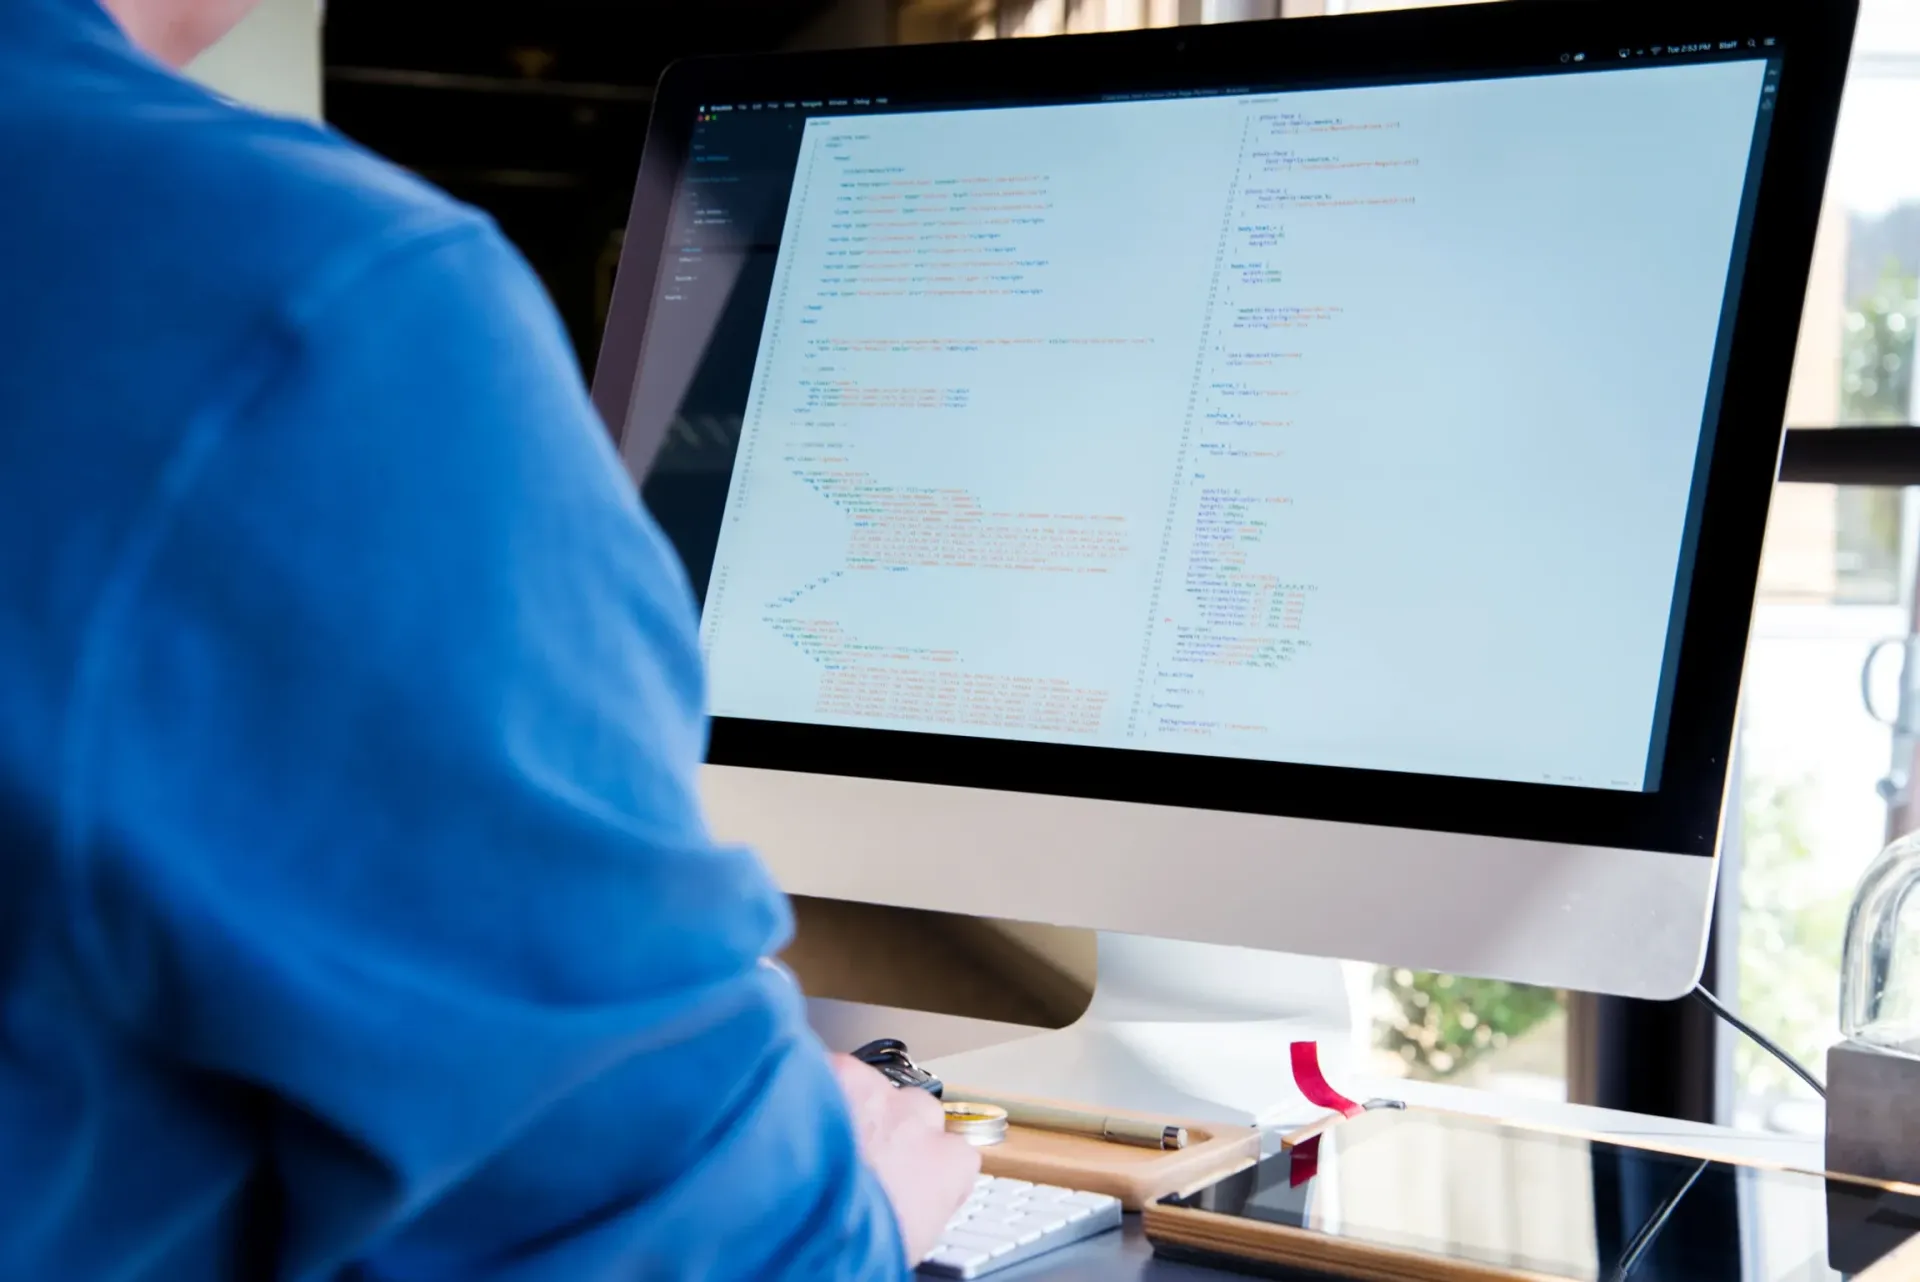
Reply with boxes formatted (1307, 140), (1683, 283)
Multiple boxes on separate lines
(1147, 1108), (1920, 1281)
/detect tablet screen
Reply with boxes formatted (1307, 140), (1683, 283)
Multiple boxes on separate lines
(1160, 1109), (1920, 1280)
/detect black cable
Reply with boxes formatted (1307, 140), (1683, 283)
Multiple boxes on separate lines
(1689, 984), (1826, 1100)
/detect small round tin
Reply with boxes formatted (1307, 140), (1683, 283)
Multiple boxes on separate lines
(942, 1101), (1009, 1146)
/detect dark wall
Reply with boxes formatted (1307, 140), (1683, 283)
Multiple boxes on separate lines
(323, 1), (833, 375)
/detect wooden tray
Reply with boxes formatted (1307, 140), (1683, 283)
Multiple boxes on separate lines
(1146, 1201), (1559, 1282)
(949, 1086), (1262, 1211)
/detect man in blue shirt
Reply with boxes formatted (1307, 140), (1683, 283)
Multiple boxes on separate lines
(0, 0), (978, 1276)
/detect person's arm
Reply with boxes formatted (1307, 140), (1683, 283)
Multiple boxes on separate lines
(57, 214), (930, 1280)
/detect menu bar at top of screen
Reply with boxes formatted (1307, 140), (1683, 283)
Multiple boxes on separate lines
(686, 30), (1781, 122)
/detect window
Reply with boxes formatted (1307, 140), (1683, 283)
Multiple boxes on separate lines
(1739, 490), (1917, 1132)
(1733, 0), (1920, 1133)
(1728, 0), (1920, 1128)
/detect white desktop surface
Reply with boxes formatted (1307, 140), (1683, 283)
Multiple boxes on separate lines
(808, 997), (1827, 1280)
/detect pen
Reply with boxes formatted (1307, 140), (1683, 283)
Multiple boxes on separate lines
(959, 1095), (1188, 1150)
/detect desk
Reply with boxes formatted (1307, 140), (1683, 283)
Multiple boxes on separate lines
(809, 997), (1828, 1281)
(989, 1216), (1222, 1280)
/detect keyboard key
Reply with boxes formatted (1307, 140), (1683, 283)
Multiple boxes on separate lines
(925, 1245), (990, 1270)
(920, 1178), (1121, 1277)
(1064, 1192), (1119, 1210)
(944, 1229), (1018, 1259)
(958, 1218), (1023, 1241)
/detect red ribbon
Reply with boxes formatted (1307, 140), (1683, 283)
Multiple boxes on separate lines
(1290, 1040), (1364, 1119)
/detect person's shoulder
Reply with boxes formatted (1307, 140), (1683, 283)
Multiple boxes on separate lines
(141, 90), (494, 299)
(6, 48), (501, 337)
(1, 19), (496, 322)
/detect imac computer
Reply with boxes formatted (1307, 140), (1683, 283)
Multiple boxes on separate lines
(592, 0), (1855, 1121)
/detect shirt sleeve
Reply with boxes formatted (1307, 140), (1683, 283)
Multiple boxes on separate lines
(58, 215), (908, 1281)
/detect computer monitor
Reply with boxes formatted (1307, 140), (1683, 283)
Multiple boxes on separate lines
(593, 0), (1854, 1112)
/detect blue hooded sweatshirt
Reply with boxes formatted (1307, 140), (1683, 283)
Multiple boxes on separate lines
(0, 0), (904, 1277)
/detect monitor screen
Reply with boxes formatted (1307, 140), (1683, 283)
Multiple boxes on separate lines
(625, 42), (1780, 796)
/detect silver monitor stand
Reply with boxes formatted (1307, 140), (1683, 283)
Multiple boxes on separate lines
(927, 932), (1363, 1127)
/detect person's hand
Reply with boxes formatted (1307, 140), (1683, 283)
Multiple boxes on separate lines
(828, 1052), (981, 1265)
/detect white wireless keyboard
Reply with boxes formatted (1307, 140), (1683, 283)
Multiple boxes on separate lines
(918, 1175), (1123, 1279)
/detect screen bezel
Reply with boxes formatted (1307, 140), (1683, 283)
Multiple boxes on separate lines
(593, 0), (1855, 858)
